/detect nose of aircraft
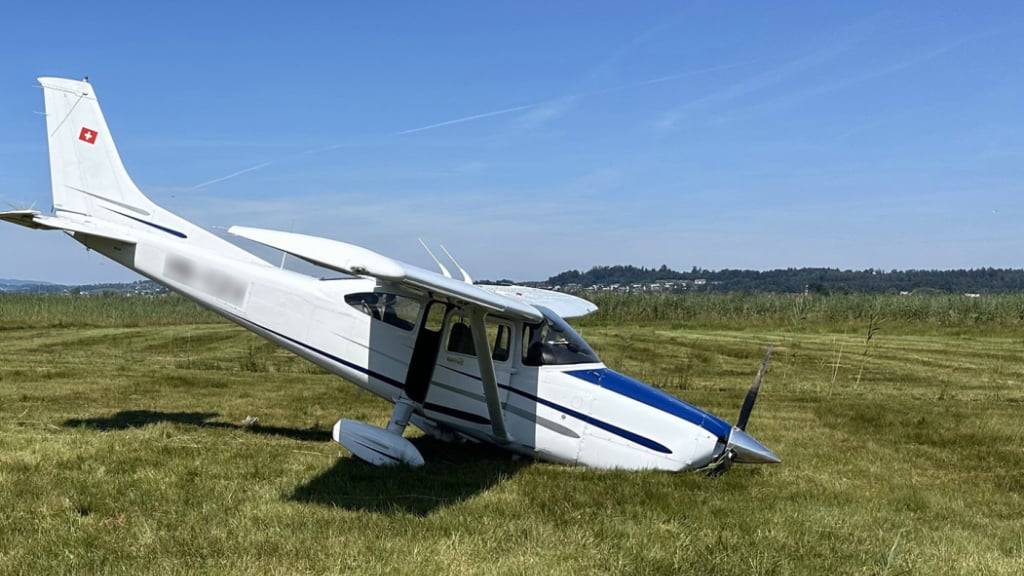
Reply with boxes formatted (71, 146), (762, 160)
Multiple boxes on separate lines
(727, 427), (780, 464)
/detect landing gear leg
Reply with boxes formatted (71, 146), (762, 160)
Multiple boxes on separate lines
(386, 396), (416, 435)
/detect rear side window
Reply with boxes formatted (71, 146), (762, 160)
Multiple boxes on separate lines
(345, 292), (420, 331)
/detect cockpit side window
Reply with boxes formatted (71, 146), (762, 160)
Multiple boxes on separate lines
(445, 314), (513, 362)
(522, 307), (600, 366)
(344, 292), (420, 332)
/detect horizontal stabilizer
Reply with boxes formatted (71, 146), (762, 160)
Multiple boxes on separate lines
(0, 209), (49, 230)
(0, 209), (136, 244)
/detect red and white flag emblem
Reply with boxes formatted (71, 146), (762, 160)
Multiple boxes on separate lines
(79, 127), (98, 144)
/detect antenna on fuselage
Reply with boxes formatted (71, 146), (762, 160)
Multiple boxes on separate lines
(440, 244), (473, 284)
(418, 238), (452, 278)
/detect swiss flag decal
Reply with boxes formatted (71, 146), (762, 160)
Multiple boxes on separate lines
(79, 127), (98, 144)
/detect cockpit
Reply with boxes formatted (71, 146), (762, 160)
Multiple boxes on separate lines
(344, 292), (600, 367)
(522, 306), (601, 366)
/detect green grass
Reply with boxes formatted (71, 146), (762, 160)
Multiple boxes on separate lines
(0, 295), (1022, 574)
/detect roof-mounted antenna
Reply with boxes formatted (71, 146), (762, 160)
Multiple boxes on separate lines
(440, 244), (473, 284)
(418, 238), (451, 278)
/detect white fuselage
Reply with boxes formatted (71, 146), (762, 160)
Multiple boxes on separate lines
(79, 228), (730, 472)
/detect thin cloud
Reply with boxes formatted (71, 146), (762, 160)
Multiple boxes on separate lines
(712, 33), (985, 125)
(654, 18), (883, 131)
(188, 64), (747, 189)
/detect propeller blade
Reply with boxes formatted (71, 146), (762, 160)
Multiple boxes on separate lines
(737, 346), (773, 431)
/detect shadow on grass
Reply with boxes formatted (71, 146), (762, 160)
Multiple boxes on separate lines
(289, 437), (527, 516)
(64, 410), (528, 515)
(63, 410), (330, 442)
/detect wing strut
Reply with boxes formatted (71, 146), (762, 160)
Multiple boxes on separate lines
(468, 308), (511, 442)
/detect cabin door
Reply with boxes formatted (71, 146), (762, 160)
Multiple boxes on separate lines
(403, 301), (448, 404)
(425, 310), (513, 425)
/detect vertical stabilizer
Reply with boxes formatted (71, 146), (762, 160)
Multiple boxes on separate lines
(38, 76), (154, 216)
(34, 77), (269, 266)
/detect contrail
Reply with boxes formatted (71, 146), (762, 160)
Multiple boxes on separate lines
(189, 63), (748, 189)
(191, 161), (274, 190)
(395, 103), (539, 135)
(397, 63), (748, 137)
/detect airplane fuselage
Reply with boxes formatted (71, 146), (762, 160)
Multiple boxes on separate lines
(77, 229), (731, 471)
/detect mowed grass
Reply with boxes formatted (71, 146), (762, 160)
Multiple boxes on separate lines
(0, 295), (1022, 575)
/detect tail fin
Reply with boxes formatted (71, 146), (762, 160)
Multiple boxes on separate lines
(38, 77), (155, 216)
(34, 77), (269, 266)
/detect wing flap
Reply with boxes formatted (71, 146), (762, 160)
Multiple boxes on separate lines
(228, 226), (543, 322)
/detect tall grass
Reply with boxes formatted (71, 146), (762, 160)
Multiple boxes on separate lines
(3, 292), (1024, 334)
(0, 293), (220, 329)
(577, 292), (1024, 333)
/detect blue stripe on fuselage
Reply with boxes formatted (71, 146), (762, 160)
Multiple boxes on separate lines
(104, 207), (188, 239)
(498, 383), (671, 454)
(566, 368), (732, 441)
(226, 315), (673, 454)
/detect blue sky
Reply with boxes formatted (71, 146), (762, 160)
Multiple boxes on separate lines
(1, 1), (1022, 283)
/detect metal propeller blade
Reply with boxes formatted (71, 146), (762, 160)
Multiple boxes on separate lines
(703, 345), (779, 476)
(737, 346), (772, 431)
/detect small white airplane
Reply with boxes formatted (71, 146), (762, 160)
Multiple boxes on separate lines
(2, 78), (779, 473)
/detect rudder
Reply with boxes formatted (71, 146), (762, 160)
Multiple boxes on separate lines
(38, 77), (155, 216)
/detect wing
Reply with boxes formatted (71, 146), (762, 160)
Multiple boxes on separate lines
(477, 284), (597, 319)
(1, 209), (136, 243)
(228, 225), (537, 442)
(228, 226), (543, 322)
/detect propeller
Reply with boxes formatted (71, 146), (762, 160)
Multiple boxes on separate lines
(737, 345), (772, 430)
(706, 346), (779, 476)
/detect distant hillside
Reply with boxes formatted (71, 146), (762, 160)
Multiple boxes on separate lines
(0, 279), (167, 295)
(0, 279), (61, 293)
(0, 278), (55, 287)
(539, 266), (1024, 294)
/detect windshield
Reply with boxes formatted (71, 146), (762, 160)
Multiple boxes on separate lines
(522, 306), (600, 366)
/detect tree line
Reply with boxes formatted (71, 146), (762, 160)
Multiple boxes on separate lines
(542, 265), (1024, 294)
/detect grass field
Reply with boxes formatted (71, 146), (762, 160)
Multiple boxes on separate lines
(0, 294), (1022, 575)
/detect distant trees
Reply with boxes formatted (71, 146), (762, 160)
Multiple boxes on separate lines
(541, 265), (1024, 294)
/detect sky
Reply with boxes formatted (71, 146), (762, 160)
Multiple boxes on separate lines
(1, 1), (1022, 283)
